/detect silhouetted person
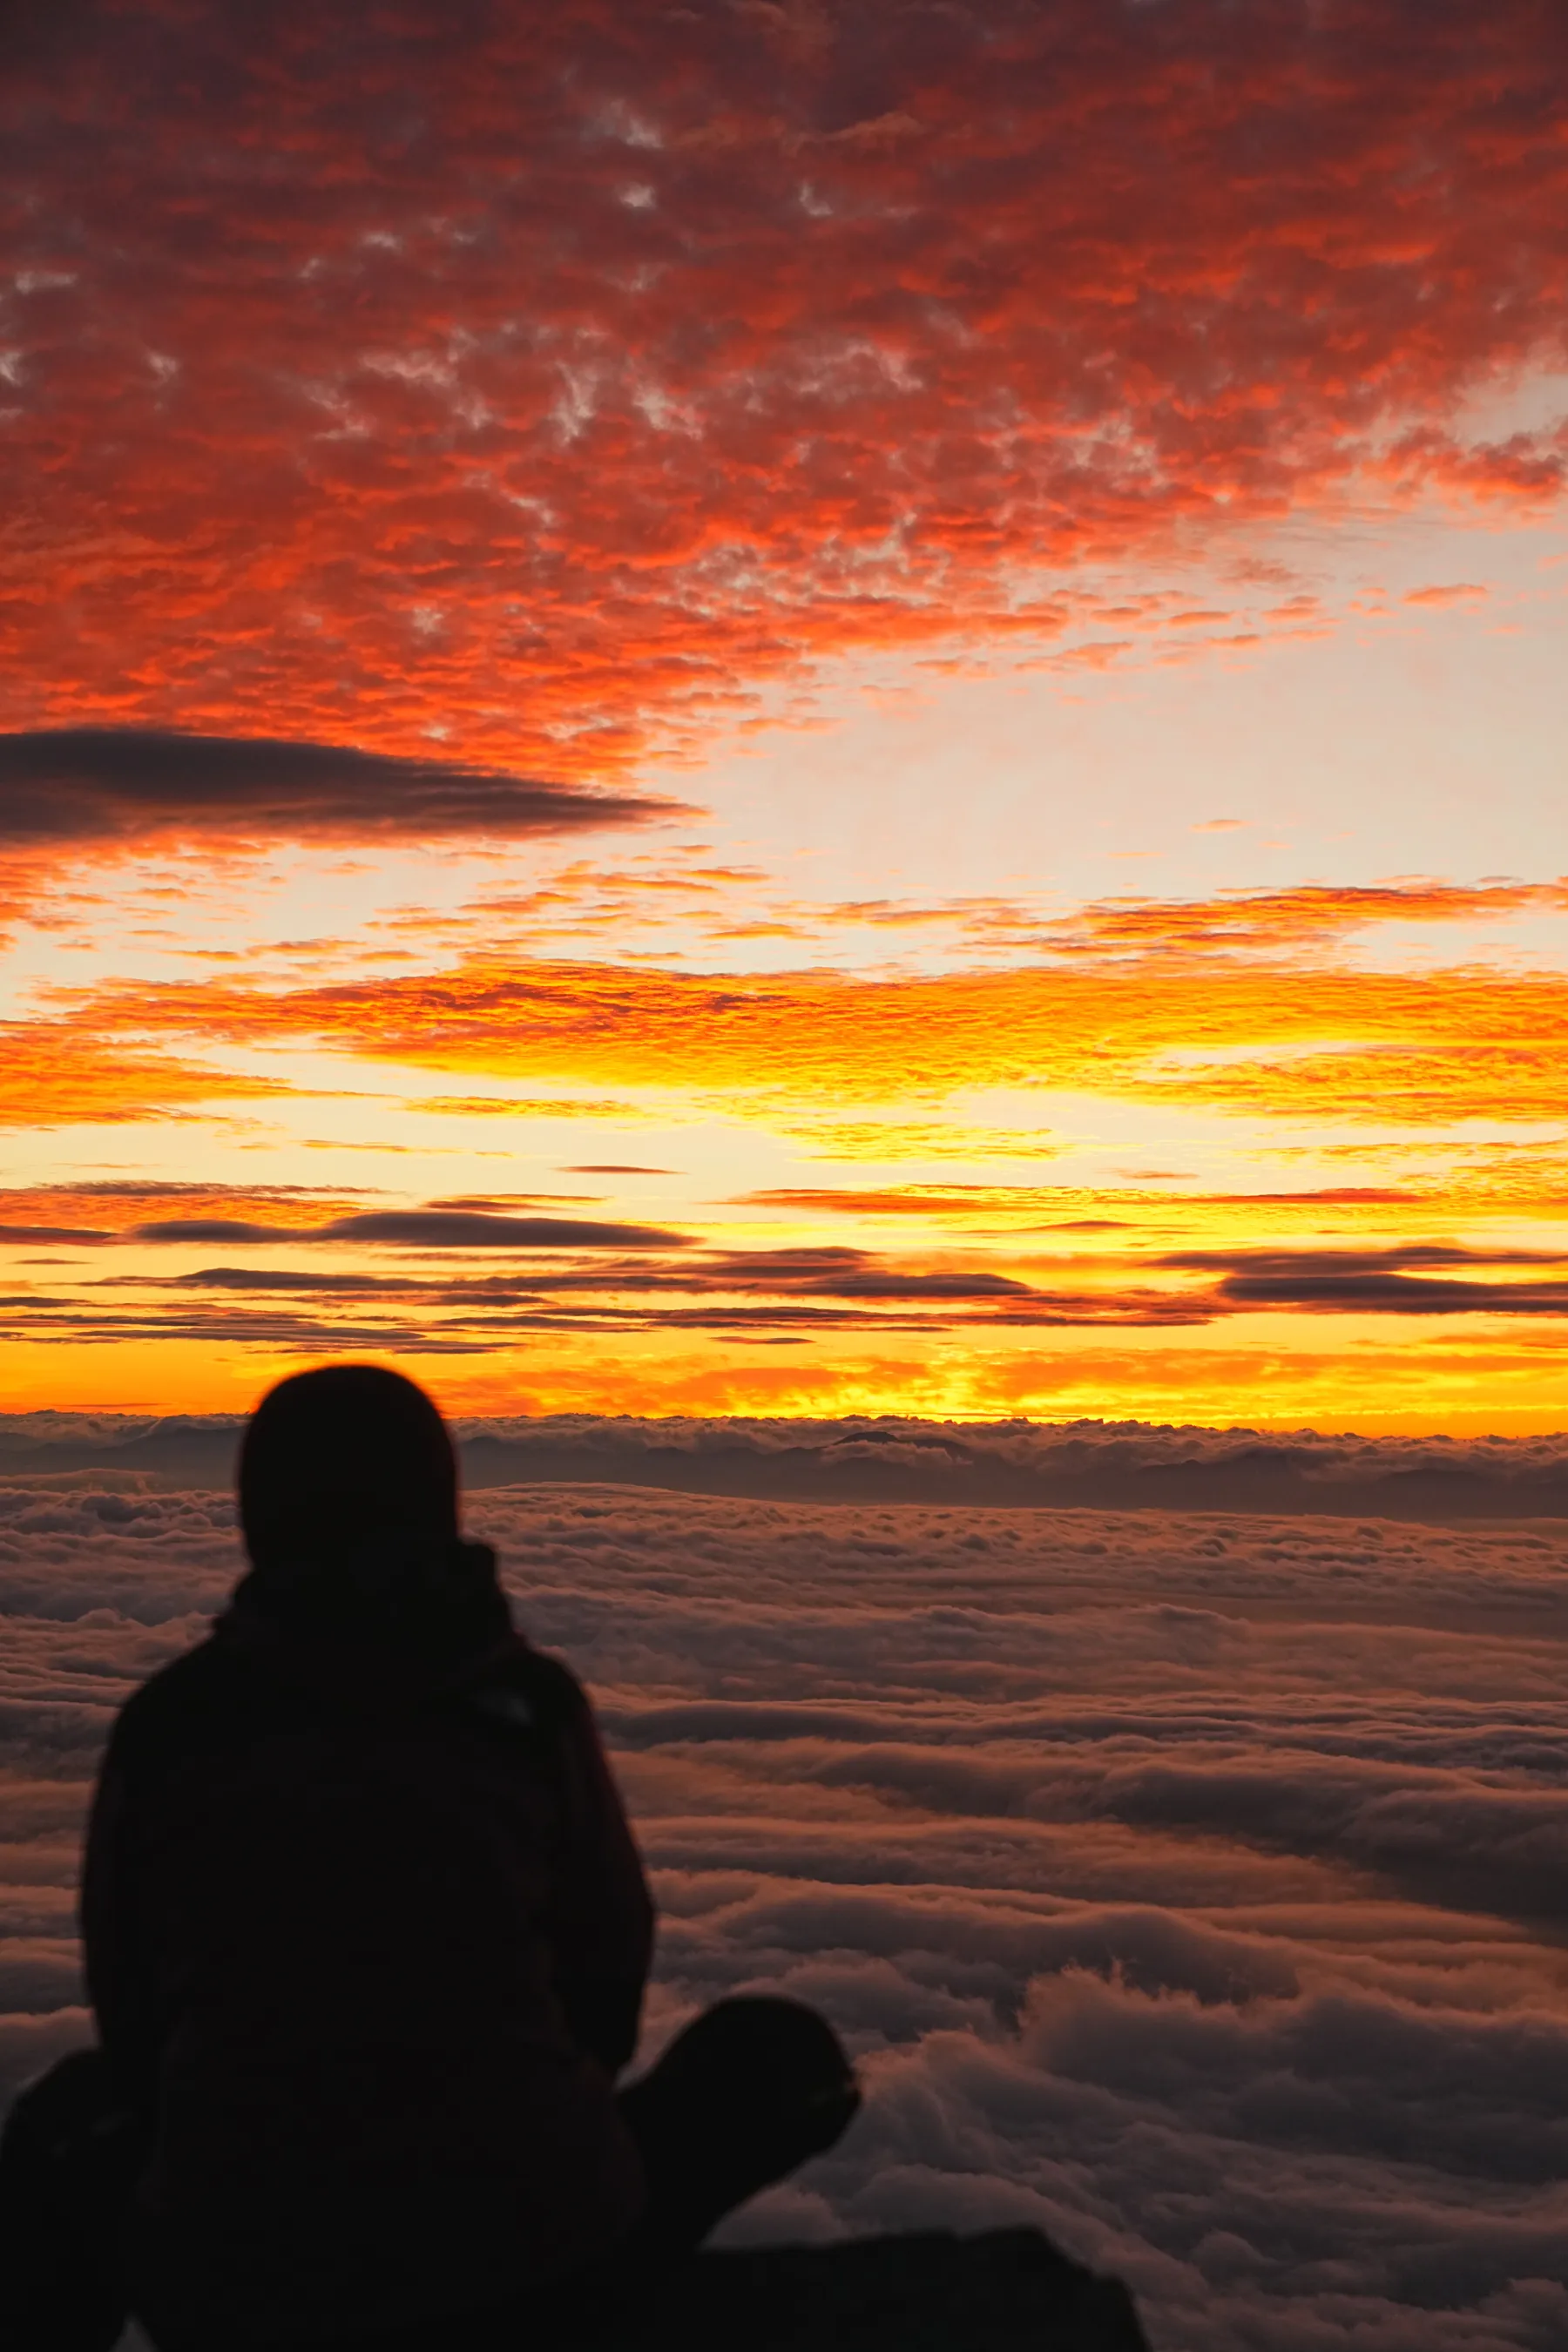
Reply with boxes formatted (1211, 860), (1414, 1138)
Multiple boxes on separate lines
(0, 1366), (858, 2352)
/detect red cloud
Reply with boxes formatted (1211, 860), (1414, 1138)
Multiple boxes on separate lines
(3, 0), (1566, 779)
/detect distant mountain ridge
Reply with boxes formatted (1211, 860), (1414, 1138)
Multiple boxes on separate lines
(1, 1410), (1566, 1522)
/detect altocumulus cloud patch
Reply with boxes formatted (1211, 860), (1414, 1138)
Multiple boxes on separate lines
(9, 0), (1568, 771)
(3, 1477), (1567, 2349)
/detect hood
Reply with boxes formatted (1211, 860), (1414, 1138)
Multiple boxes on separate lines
(219, 1535), (517, 1707)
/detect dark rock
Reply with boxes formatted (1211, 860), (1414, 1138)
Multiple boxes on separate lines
(588, 2229), (1152, 2350)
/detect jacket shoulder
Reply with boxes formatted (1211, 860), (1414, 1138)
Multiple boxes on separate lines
(456, 1637), (590, 1743)
(105, 1630), (300, 1777)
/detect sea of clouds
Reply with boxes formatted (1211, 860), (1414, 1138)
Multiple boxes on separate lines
(9, 1409), (1568, 1517)
(3, 1437), (1568, 2349)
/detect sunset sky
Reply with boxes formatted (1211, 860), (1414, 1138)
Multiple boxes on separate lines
(9, 19), (1568, 2346)
(5, 0), (1568, 1429)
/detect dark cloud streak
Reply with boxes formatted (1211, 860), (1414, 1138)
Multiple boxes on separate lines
(131, 1208), (686, 1249)
(321, 1209), (686, 1249)
(0, 730), (683, 850)
(1159, 1243), (1568, 1315)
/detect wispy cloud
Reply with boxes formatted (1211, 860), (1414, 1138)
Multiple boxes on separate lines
(0, 1183), (374, 1232)
(0, 1024), (294, 1125)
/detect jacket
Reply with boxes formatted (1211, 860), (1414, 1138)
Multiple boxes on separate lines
(80, 1538), (653, 2346)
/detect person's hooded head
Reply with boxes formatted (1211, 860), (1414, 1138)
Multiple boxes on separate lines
(234, 1364), (503, 1659)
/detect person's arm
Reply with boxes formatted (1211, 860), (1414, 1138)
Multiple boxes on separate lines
(79, 1718), (160, 2120)
(544, 1673), (656, 2078)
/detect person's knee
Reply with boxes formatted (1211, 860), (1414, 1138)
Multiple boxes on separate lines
(636, 1996), (859, 2141)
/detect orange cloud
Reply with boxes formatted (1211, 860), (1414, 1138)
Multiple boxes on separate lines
(5, 0), (1567, 775)
(405, 1095), (651, 1119)
(1034, 879), (1568, 957)
(10, 1328), (1552, 1434)
(365, 870), (1568, 974)
(774, 1118), (1057, 1162)
(1266, 1137), (1568, 1215)
(739, 1186), (1427, 1226)
(0, 1025), (292, 1127)
(54, 934), (1568, 1129)
(0, 1183), (373, 1234)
